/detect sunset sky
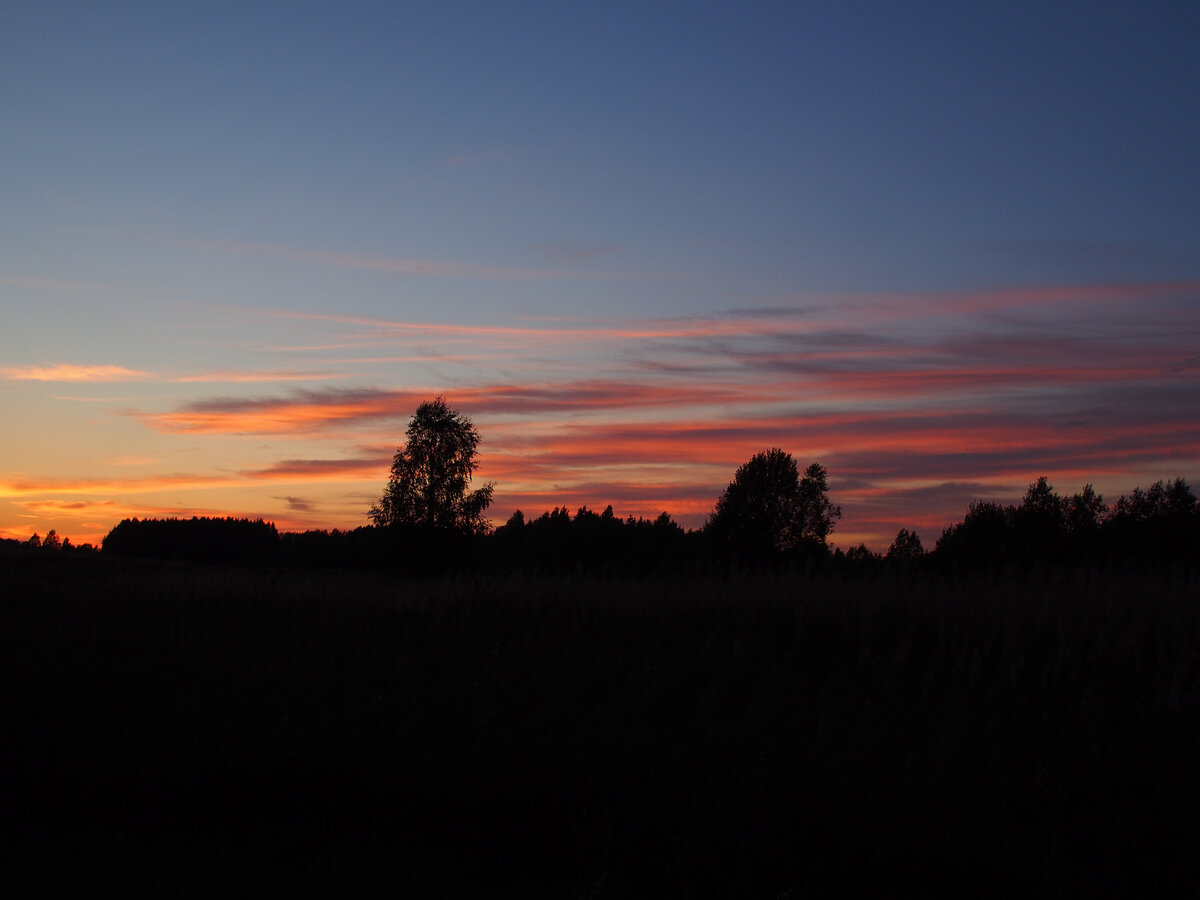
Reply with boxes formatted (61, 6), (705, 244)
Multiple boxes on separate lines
(3, 1), (1198, 550)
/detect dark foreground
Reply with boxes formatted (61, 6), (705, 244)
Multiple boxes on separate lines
(3, 552), (1199, 897)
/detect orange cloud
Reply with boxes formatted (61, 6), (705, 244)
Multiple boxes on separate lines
(0, 473), (235, 498)
(0, 363), (152, 382)
(136, 382), (789, 435)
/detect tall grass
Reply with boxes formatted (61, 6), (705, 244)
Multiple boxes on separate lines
(3, 552), (1198, 896)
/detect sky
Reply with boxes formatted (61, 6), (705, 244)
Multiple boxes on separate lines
(2, 0), (1198, 551)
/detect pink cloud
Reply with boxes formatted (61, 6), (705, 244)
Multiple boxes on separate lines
(173, 369), (360, 383)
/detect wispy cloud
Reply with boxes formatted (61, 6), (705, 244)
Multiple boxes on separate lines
(277, 495), (315, 513)
(259, 308), (763, 342)
(136, 382), (788, 435)
(0, 362), (360, 385)
(176, 238), (645, 281)
(1, 457), (387, 507)
(0, 473), (235, 498)
(0, 274), (118, 293)
(524, 242), (620, 263)
(1, 363), (152, 382)
(173, 369), (361, 383)
(243, 457), (389, 480)
(981, 240), (1199, 272)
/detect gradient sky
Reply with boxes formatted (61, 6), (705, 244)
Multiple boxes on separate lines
(3, 1), (1198, 550)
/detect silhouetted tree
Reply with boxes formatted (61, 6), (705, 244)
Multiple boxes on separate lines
(1104, 478), (1199, 560)
(1111, 477), (1196, 521)
(887, 528), (925, 561)
(1018, 477), (1064, 526)
(26, 533), (40, 550)
(935, 500), (1014, 567)
(933, 477), (1200, 568)
(1012, 476), (1067, 556)
(370, 396), (494, 535)
(42, 529), (62, 552)
(1065, 484), (1106, 533)
(844, 543), (880, 565)
(796, 462), (842, 546)
(706, 450), (841, 559)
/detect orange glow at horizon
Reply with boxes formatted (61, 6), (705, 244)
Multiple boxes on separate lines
(4, 281), (1198, 552)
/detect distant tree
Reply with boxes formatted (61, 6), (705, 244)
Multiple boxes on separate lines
(1166, 477), (1199, 515)
(796, 462), (842, 546)
(935, 500), (1014, 566)
(1065, 484), (1106, 533)
(370, 396), (495, 535)
(652, 511), (680, 531)
(1104, 478), (1199, 560)
(1112, 478), (1197, 522)
(887, 528), (925, 561)
(706, 450), (842, 558)
(26, 533), (41, 550)
(504, 509), (525, 529)
(845, 543), (880, 565)
(1012, 476), (1068, 555)
(1018, 477), (1064, 526)
(42, 529), (62, 551)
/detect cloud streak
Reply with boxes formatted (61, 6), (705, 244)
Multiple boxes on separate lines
(0, 362), (363, 385)
(136, 382), (790, 434)
(1, 364), (152, 382)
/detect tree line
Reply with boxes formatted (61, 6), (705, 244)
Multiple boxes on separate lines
(2, 529), (92, 554)
(78, 397), (1198, 574)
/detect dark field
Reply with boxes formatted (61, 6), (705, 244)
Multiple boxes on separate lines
(4, 552), (1199, 897)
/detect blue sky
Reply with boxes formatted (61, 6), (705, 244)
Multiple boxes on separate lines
(2, 1), (1198, 547)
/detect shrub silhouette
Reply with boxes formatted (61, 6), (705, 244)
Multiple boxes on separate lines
(102, 517), (279, 565)
(487, 504), (689, 574)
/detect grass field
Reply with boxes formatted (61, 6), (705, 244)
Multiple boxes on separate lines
(3, 551), (1199, 896)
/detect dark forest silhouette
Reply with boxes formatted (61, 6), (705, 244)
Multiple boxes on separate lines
(83, 473), (1199, 574)
(7, 525), (1200, 896)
